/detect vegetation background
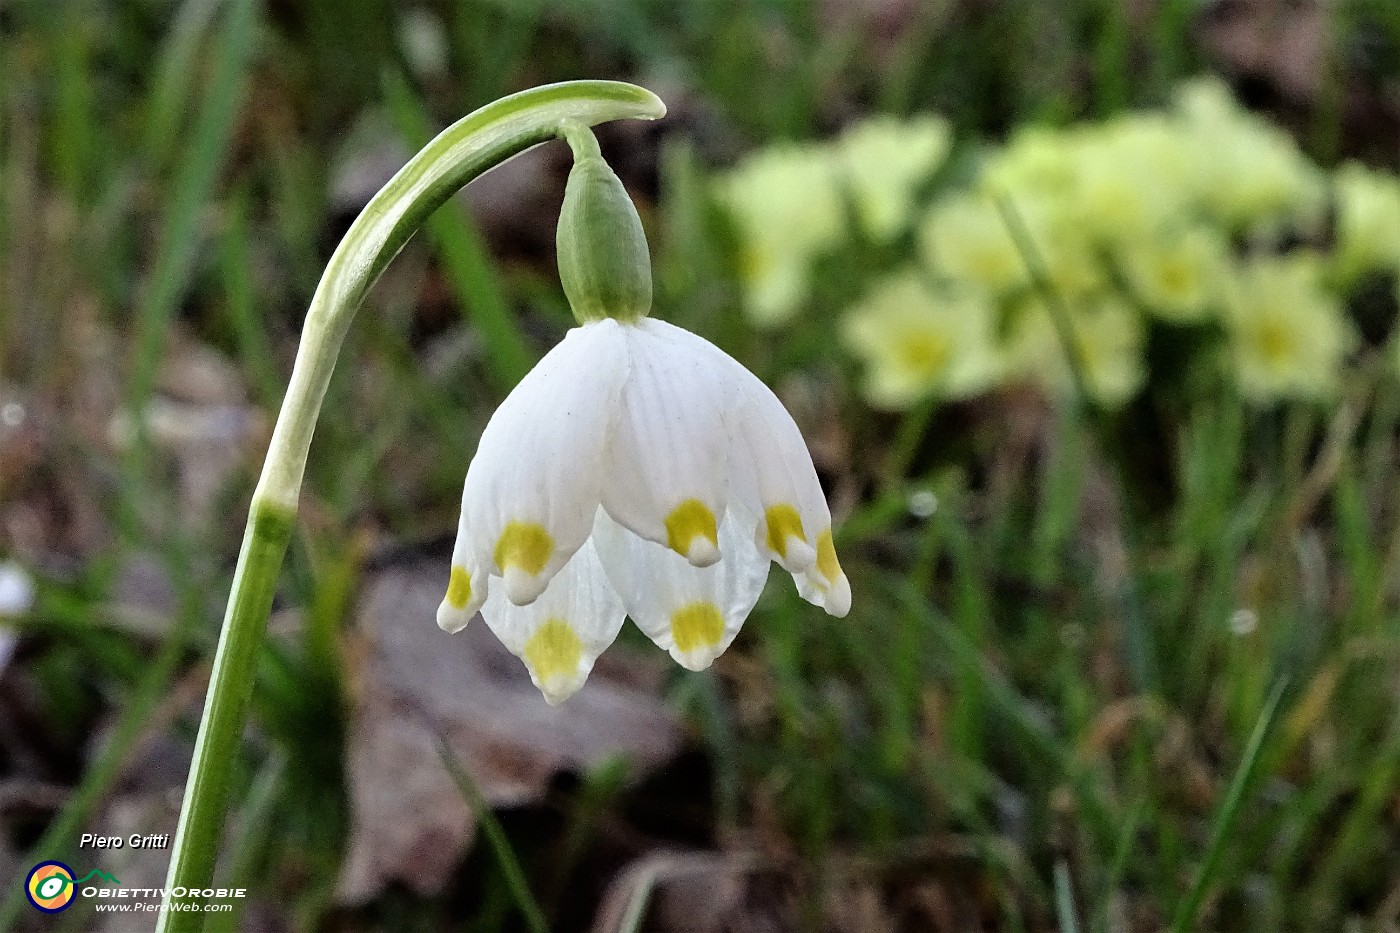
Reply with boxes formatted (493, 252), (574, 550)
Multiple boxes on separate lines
(3, 0), (1400, 930)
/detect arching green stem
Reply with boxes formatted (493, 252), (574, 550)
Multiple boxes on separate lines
(157, 81), (665, 932)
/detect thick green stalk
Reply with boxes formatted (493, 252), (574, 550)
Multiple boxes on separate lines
(157, 80), (665, 931)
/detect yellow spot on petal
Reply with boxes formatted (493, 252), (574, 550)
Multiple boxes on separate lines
(522, 618), (583, 683)
(446, 565), (472, 609)
(665, 499), (718, 557)
(763, 504), (806, 558)
(815, 528), (842, 585)
(494, 521), (553, 576)
(670, 602), (726, 654)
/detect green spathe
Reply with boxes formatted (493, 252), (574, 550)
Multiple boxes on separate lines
(557, 122), (653, 324)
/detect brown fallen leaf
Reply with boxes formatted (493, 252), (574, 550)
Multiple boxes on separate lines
(338, 563), (684, 904)
(589, 850), (771, 933)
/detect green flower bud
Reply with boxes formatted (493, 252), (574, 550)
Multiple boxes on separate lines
(556, 122), (652, 324)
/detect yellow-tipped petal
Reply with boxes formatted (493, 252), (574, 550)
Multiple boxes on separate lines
(479, 539), (625, 707)
(446, 565), (473, 608)
(762, 503), (815, 570)
(494, 521), (554, 575)
(437, 564), (483, 633)
(815, 528), (842, 585)
(495, 521), (555, 604)
(670, 601), (725, 655)
(522, 617), (585, 704)
(794, 528), (851, 618)
(664, 499), (720, 566)
(591, 510), (770, 673)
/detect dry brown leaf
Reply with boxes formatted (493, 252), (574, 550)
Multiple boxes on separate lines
(338, 563), (684, 904)
(590, 850), (773, 933)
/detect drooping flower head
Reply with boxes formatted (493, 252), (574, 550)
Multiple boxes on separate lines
(438, 125), (849, 704)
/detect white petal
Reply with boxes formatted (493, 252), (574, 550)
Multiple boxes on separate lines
(642, 320), (850, 616)
(459, 320), (630, 606)
(479, 537), (625, 705)
(599, 320), (735, 567)
(592, 507), (769, 672)
(436, 520), (488, 633)
(651, 319), (828, 573)
(795, 527), (852, 618)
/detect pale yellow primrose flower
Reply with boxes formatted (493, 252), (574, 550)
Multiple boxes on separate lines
(1025, 199), (1105, 300)
(981, 127), (1080, 199)
(842, 273), (1002, 408)
(918, 193), (1026, 295)
(1334, 162), (1400, 282)
(1119, 224), (1229, 323)
(1224, 255), (1356, 403)
(716, 144), (843, 325)
(836, 114), (951, 241)
(1008, 295), (1146, 409)
(1175, 78), (1325, 235)
(438, 321), (851, 703)
(1070, 115), (1193, 242)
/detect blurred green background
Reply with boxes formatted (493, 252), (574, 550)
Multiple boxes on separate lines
(4, 0), (1400, 930)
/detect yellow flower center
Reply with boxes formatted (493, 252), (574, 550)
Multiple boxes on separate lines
(1158, 256), (1193, 297)
(740, 243), (773, 283)
(896, 331), (950, 378)
(1255, 318), (1297, 366)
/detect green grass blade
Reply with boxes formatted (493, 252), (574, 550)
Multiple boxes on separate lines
(1169, 679), (1288, 933)
(1093, 797), (1144, 933)
(122, 0), (258, 497)
(144, 0), (222, 167)
(220, 191), (286, 410)
(382, 69), (534, 392)
(434, 735), (550, 933)
(1054, 860), (1083, 933)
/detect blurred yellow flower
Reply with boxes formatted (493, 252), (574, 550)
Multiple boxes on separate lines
(837, 114), (951, 241)
(1176, 78), (1324, 235)
(1334, 162), (1400, 282)
(1119, 225), (1229, 323)
(716, 144), (843, 325)
(918, 193), (1026, 294)
(1224, 255), (1355, 402)
(843, 273), (1002, 408)
(1070, 115), (1191, 241)
(1008, 295), (1146, 408)
(981, 127), (1079, 199)
(1022, 199), (1105, 300)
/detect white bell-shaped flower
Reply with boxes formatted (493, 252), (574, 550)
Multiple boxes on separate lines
(435, 123), (849, 705)
(436, 317), (851, 704)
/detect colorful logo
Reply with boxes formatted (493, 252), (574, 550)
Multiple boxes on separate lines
(23, 863), (120, 913)
(25, 862), (75, 913)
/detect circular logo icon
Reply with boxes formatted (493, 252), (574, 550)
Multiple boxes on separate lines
(25, 861), (76, 913)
